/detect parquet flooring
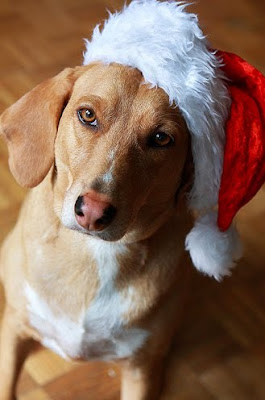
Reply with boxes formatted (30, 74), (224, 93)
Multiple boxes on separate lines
(0, 0), (264, 399)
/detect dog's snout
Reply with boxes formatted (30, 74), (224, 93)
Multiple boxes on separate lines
(74, 192), (116, 232)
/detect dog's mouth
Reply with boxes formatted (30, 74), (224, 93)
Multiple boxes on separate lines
(74, 218), (131, 242)
(60, 180), (164, 243)
(60, 187), (134, 242)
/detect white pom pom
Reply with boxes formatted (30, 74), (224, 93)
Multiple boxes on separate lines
(185, 211), (242, 281)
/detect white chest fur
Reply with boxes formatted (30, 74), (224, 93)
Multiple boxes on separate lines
(25, 239), (149, 361)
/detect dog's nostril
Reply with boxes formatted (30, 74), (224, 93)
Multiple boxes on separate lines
(103, 205), (117, 223)
(95, 205), (117, 229)
(75, 196), (84, 217)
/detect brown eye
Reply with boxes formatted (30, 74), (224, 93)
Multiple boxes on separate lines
(77, 108), (97, 126)
(148, 132), (174, 148)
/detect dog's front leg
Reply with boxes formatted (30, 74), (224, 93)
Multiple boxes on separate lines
(0, 305), (34, 400)
(120, 357), (167, 400)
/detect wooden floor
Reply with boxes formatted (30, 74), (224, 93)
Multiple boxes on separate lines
(0, 0), (265, 399)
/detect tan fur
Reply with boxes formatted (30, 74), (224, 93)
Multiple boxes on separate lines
(0, 63), (193, 400)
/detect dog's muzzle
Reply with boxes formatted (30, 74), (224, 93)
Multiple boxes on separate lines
(74, 191), (117, 232)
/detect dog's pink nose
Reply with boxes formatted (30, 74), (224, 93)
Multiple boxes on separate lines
(74, 191), (116, 231)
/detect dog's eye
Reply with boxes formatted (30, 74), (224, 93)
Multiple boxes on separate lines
(77, 108), (97, 127)
(148, 132), (174, 148)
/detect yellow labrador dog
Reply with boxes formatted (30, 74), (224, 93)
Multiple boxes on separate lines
(1, 0), (240, 398)
(0, 63), (193, 400)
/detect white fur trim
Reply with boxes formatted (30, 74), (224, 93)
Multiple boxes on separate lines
(185, 212), (243, 280)
(83, 0), (231, 212)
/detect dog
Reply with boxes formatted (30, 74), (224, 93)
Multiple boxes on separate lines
(2, 1), (264, 399)
(0, 61), (193, 399)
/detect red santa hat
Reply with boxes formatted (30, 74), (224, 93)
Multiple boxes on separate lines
(83, 0), (265, 280)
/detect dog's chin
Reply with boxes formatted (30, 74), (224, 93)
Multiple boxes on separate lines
(62, 219), (127, 242)
(87, 228), (126, 242)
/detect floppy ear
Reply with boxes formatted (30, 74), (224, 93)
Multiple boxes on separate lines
(0, 67), (81, 188)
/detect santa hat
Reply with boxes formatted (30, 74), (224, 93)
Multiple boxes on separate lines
(83, 0), (265, 280)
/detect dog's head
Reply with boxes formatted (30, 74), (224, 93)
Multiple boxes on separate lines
(0, 63), (192, 242)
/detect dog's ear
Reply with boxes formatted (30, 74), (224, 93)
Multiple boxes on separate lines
(0, 67), (82, 188)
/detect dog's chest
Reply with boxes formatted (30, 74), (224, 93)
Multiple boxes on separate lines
(25, 239), (149, 361)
